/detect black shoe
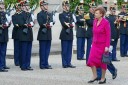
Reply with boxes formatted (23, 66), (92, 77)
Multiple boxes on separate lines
(88, 77), (99, 83)
(77, 58), (81, 60)
(48, 65), (51, 67)
(77, 58), (82, 60)
(112, 59), (120, 62)
(121, 55), (125, 57)
(45, 66), (52, 69)
(15, 64), (20, 66)
(27, 67), (33, 70)
(99, 78), (106, 84)
(40, 67), (46, 69)
(21, 68), (27, 71)
(4, 66), (10, 69)
(81, 58), (86, 60)
(112, 69), (117, 79)
(62, 66), (68, 68)
(68, 65), (76, 68)
(0, 69), (8, 72)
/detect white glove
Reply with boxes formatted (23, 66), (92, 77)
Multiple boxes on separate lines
(111, 39), (115, 41)
(72, 22), (75, 27)
(109, 45), (113, 53)
(72, 14), (77, 23)
(50, 22), (53, 27)
(31, 14), (35, 22)
(30, 22), (34, 27)
(6, 22), (9, 26)
(53, 15), (56, 24)
(6, 14), (11, 24)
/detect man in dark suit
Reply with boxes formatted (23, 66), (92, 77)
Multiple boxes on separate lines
(75, 6), (86, 60)
(59, 1), (76, 68)
(18, 1), (34, 71)
(0, 1), (10, 72)
(37, 0), (54, 69)
(12, 3), (22, 66)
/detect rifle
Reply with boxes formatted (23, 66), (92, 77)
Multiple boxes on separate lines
(51, 4), (60, 24)
(6, 4), (15, 16)
(30, 4), (37, 14)
(25, 4), (38, 27)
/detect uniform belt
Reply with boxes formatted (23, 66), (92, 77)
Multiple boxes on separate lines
(79, 26), (85, 28)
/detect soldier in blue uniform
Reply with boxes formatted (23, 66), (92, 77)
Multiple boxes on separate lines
(59, 1), (76, 68)
(37, 0), (54, 69)
(85, 4), (95, 63)
(106, 6), (120, 61)
(118, 4), (128, 57)
(12, 3), (22, 66)
(75, 6), (86, 60)
(19, 1), (34, 71)
(0, 1), (10, 72)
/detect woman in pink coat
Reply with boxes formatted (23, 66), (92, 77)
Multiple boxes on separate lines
(87, 6), (111, 84)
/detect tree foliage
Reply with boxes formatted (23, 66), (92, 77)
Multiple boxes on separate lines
(69, 0), (102, 13)
(4, 0), (40, 9)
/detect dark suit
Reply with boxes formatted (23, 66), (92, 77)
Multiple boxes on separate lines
(0, 11), (9, 69)
(76, 15), (86, 59)
(18, 11), (33, 70)
(59, 11), (74, 67)
(37, 10), (53, 68)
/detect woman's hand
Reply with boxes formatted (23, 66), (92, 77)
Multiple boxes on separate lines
(105, 47), (109, 53)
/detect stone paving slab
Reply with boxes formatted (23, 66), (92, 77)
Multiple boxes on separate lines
(0, 51), (128, 85)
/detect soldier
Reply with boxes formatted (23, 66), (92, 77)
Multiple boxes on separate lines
(118, 4), (128, 57)
(106, 5), (120, 61)
(18, 1), (34, 71)
(37, 0), (54, 69)
(59, 0), (76, 68)
(0, 1), (10, 72)
(12, 3), (22, 66)
(75, 6), (86, 60)
(85, 3), (95, 63)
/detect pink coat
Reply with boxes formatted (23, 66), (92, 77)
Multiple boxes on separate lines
(87, 18), (111, 70)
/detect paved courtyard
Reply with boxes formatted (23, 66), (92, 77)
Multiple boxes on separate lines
(0, 51), (128, 85)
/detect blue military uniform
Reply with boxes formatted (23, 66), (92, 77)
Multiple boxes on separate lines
(18, 1), (34, 71)
(59, 1), (75, 68)
(12, 4), (21, 66)
(118, 11), (128, 57)
(0, 2), (10, 72)
(75, 6), (86, 60)
(85, 12), (94, 63)
(106, 14), (119, 61)
(37, 1), (53, 69)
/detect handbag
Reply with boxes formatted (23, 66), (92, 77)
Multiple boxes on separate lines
(102, 52), (111, 64)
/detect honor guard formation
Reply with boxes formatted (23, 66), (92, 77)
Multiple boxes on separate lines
(0, 0), (128, 84)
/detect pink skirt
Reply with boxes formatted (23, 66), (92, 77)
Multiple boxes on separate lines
(87, 42), (107, 70)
